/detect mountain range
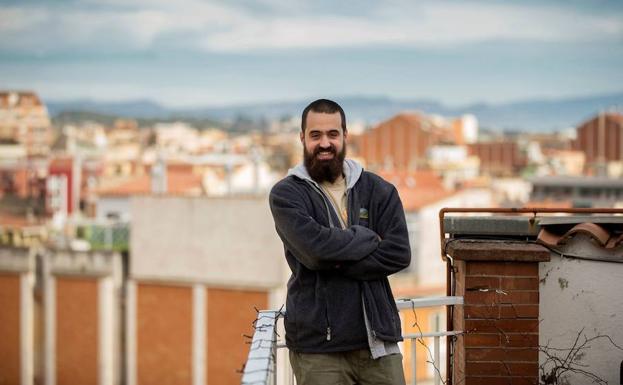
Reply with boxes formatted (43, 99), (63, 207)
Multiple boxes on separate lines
(47, 92), (623, 132)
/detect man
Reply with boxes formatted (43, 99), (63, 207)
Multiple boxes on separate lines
(269, 99), (411, 385)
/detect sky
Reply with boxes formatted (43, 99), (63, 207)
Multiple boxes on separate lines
(1, 0), (622, 108)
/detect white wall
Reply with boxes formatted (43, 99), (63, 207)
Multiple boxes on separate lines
(539, 254), (623, 384)
(97, 196), (131, 221)
(130, 196), (284, 289)
(490, 178), (532, 205)
(411, 188), (493, 287)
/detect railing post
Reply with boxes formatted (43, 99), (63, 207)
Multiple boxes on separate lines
(434, 336), (441, 385)
(272, 352), (277, 385)
(411, 338), (417, 385)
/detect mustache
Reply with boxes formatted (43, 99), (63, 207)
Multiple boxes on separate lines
(313, 145), (337, 156)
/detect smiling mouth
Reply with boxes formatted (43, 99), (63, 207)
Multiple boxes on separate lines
(316, 151), (335, 160)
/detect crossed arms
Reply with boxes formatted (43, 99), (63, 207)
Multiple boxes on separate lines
(269, 181), (411, 280)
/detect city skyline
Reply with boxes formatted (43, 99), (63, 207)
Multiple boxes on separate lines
(1, 0), (622, 108)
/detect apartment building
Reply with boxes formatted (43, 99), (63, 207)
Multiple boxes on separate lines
(0, 91), (52, 156)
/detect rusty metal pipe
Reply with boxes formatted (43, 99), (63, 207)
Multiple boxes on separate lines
(439, 206), (623, 384)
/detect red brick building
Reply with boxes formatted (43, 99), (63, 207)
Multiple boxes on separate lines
(572, 112), (623, 174)
(468, 141), (527, 177)
(354, 113), (456, 171)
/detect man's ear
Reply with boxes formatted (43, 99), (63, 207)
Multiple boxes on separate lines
(300, 131), (304, 143)
(343, 129), (348, 141)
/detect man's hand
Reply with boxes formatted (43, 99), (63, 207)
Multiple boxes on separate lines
(340, 186), (411, 280)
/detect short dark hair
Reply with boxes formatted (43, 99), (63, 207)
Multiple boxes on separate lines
(301, 99), (346, 133)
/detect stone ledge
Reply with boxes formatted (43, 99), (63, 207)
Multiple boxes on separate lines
(445, 239), (551, 262)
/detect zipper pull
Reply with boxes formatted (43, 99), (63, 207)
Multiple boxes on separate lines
(326, 327), (332, 341)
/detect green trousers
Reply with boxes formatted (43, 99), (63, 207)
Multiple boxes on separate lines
(289, 349), (406, 385)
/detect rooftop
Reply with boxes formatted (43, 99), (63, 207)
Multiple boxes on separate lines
(444, 211), (623, 262)
(379, 169), (456, 211)
(97, 172), (204, 196)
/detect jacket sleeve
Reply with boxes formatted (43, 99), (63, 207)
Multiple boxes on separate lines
(269, 180), (380, 271)
(341, 185), (411, 280)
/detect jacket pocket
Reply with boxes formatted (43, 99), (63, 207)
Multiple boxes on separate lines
(361, 279), (402, 341)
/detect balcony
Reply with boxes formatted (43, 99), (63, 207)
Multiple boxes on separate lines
(75, 220), (130, 252)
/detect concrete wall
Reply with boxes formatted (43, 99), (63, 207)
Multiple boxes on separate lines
(130, 196), (283, 289)
(539, 254), (623, 384)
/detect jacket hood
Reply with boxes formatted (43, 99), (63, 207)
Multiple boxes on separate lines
(287, 158), (363, 190)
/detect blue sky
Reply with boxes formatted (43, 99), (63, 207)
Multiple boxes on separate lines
(1, 0), (622, 108)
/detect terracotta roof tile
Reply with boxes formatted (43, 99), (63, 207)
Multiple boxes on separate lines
(97, 171), (203, 197)
(398, 188), (457, 211)
(378, 170), (445, 189)
(563, 223), (610, 246)
(378, 170), (455, 211)
(0, 212), (40, 228)
(538, 222), (623, 254)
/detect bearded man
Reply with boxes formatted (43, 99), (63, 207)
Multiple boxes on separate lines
(269, 99), (411, 385)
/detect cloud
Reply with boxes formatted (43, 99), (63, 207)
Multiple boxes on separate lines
(203, 2), (623, 51)
(0, 1), (621, 54)
(0, 1), (239, 53)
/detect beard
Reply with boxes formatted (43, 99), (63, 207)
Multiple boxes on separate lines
(303, 142), (346, 184)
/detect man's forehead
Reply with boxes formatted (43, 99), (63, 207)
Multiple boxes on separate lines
(305, 111), (342, 129)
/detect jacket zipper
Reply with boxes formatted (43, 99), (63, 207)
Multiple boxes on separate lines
(306, 181), (336, 228)
(318, 273), (332, 342)
(306, 181), (353, 343)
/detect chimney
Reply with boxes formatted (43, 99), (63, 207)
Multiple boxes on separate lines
(446, 240), (550, 385)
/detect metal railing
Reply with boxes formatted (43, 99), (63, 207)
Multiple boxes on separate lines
(241, 296), (463, 385)
(75, 220), (130, 252)
(241, 309), (282, 385)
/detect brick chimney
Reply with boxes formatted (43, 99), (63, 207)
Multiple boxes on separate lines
(446, 240), (550, 385)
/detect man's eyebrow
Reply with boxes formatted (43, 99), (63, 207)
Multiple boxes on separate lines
(308, 128), (340, 133)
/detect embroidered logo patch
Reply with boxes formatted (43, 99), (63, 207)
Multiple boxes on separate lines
(359, 208), (369, 219)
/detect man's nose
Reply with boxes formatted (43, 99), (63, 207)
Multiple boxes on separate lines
(319, 135), (330, 148)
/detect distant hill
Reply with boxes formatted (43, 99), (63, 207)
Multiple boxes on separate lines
(48, 99), (169, 119)
(47, 92), (623, 132)
(52, 110), (224, 130)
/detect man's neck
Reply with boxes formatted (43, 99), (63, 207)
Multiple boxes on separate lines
(319, 173), (344, 187)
